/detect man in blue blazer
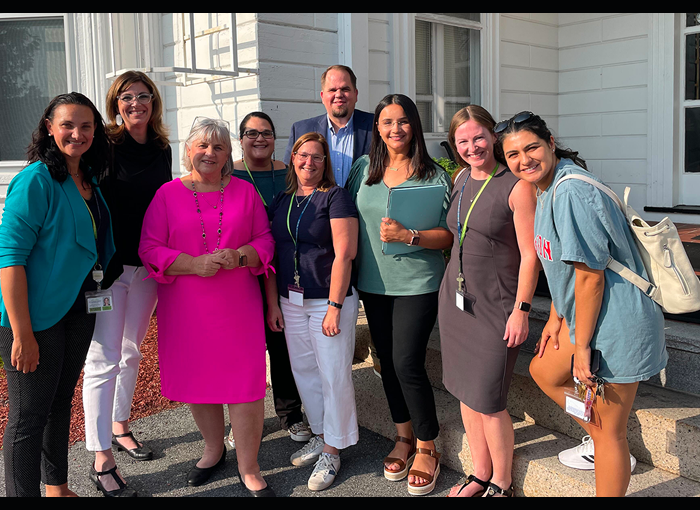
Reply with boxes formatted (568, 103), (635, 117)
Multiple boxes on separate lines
(283, 65), (373, 187)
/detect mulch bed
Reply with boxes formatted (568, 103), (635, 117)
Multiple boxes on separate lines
(0, 313), (184, 449)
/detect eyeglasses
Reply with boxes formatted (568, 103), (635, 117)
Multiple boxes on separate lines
(493, 111), (535, 134)
(378, 119), (410, 129)
(117, 93), (154, 105)
(242, 129), (275, 140)
(191, 116), (230, 132)
(294, 152), (326, 164)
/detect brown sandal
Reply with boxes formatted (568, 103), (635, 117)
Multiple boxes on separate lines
(407, 447), (441, 496)
(383, 435), (417, 481)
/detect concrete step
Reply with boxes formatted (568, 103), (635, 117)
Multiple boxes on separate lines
(352, 301), (700, 495)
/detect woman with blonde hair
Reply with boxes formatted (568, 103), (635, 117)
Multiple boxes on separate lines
(266, 132), (359, 491)
(82, 70), (172, 496)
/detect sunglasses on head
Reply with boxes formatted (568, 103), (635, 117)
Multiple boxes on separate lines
(493, 111), (535, 134)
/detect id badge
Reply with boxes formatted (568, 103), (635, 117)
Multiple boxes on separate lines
(288, 284), (304, 307)
(564, 388), (591, 423)
(85, 289), (114, 314)
(455, 289), (476, 317)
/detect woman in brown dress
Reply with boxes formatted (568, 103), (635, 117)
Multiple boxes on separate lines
(438, 106), (539, 497)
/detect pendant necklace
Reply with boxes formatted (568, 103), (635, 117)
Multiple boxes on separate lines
(192, 178), (224, 253)
(295, 192), (312, 207)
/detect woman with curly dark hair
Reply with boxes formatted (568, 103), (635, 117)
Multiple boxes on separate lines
(0, 92), (114, 497)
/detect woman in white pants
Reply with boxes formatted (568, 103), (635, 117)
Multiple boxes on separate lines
(266, 132), (359, 491)
(82, 71), (172, 497)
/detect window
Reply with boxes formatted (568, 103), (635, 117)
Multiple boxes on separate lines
(683, 13), (700, 174)
(0, 17), (67, 162)
(415, 13), (481, 133)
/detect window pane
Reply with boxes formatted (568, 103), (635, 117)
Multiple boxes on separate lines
(687, 13), (700, 27)
(445, 102), (469, 124)
(686, 108), (700, 173)
(415, 20), (432, 96)
(417, 101), (433, 133)
(0, 18), (66, 161)
(687, 33), (700, 101)
(443, 24), (481, 102)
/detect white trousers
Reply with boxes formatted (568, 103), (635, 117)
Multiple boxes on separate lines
(83, 265), (158, 452)
(280, 289), (359, 450)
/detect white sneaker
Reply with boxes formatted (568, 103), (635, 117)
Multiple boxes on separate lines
(290, 435), (325, 467)
(225, 427), (236, 449)
(308, 452), (341, 491)
(288, 421), (312, 442)
(558, 435), (636, 472)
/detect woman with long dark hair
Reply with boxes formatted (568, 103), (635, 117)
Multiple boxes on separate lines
(345, 94), (453, 496)
(0, 92), (114, 497)
(496, 111), (667, 497)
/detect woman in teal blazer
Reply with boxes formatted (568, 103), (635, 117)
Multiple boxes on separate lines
(0, 92), (114, 497)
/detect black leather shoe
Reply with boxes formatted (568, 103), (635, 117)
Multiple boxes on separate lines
(112, 431), (153, 461)
(90, 464), (138, 497)
(237, 472), (276, 497)
(187, 448), (226, 487)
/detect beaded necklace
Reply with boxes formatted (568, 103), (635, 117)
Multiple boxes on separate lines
(192, 178), (224, 253)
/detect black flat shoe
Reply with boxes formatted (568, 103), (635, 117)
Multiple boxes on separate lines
(112, 431), (153, 461)
(187, 448), (226, 487)
(90, 464), (138, 497)
(237, 472), (275, 497)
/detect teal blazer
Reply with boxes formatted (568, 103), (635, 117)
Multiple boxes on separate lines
(0, 161), (115, 331)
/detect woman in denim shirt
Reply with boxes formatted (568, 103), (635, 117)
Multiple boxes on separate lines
(497, 111), (666, 497)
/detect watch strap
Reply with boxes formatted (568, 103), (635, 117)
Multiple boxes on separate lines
(516, 301), (531, 312)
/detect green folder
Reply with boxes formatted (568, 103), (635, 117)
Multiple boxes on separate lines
(382, 183), (447, 255)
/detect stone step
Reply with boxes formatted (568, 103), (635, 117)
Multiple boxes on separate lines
(352, 301), (700, 489)
(350, 358), (700, 497)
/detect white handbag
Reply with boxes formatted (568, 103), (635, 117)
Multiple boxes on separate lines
(553, 174), (700, 314)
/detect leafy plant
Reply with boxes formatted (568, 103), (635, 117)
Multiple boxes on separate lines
(433, 156), (460, 177)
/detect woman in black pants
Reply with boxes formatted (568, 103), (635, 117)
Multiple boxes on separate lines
(345, 94), (453, 496)
(0, 92), (114, 497)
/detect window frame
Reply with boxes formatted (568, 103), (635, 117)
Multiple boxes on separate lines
(414, 13), (484, 135)
(679, 15), (700, 176)
(0, 13), (71, 170)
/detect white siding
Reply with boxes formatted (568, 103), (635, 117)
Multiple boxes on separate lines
(557, 13), (649, 212)
(256, 13), (340, 160)
(499, 13), (560, 133)
(160, 13), (262, 175)
(499, 13), (653, 214)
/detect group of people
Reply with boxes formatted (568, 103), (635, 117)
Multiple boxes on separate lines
(0, 63), (667, 498)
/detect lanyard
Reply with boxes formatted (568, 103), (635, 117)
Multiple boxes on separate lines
(82, 195), (104, 289)
(286, 189), (316, 286)
(455, 163), (498, 291)
(243, 159), (275, 207)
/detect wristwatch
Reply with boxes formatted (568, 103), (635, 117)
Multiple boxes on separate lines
(406, 229), (420, 246)
(516, 301), (531, 312)
(238, 250), (247, 267)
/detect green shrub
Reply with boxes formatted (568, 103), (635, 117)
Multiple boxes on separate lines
(433, 156), (460, 177)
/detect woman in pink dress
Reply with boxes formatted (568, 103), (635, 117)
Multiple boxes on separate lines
(139, 117), (275, 496)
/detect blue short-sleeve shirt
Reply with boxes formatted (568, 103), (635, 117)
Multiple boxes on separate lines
(534, 159), (667, 383)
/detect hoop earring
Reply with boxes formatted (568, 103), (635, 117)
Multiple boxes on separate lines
(116, 114), (123, 126)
